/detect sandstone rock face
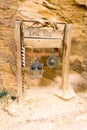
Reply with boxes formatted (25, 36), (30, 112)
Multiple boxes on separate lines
(75, 0), (87, 7)
(0, 0), (87, 90)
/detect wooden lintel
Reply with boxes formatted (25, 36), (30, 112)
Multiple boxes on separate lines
(22, 20), (66, 24)
(23, 27), (64, 40)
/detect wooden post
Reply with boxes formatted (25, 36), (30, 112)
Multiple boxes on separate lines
(14, 20), (23, 102)
(62, 24), (72, 93)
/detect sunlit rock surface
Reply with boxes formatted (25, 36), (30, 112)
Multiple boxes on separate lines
(0, 0), (87, 89)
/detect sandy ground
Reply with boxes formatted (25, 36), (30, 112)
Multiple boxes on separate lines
(0, 73), (87, 130)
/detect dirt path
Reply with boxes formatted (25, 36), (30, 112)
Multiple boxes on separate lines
(0, 73), (87, 130)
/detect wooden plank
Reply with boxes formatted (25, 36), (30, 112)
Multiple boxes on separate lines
(62, 24), (72, 92)
(24, 38), (63, 48)
(23, 27), (64, 39)
(14, 20), (23, 102)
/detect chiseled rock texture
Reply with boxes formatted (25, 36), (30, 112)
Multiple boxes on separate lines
(0, 0), (87, 90)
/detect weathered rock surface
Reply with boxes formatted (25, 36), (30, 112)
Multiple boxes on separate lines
(0, 0), (87, 90)
(75, 0), (87, 7)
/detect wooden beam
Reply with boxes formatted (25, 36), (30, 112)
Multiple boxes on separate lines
(23, 28), (64, 40)
(62, 24), (72, 92)
(22, 20), (66, 24)
(14, 20), (23, 102)
(26, 51), (60, 57)
(24, 38), (63, 48)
